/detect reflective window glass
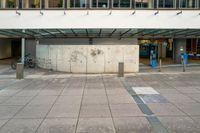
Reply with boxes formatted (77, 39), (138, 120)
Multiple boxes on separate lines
(23, 0), (40, 8)
(4, 0), (17, 8)
(69, 0), (86, 8)
(180, 0), (197, 8)
(158, 0), (175, 8)
(48, 0), (63, 8)
(91, 0), (108, 8)
(113, 0), (131, 8)
(135, 0), (154, 8)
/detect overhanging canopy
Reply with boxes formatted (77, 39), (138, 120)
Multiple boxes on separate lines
(0, 29), (200, 39)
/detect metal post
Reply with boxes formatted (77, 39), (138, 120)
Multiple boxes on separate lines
(159, 58), (162, 72)
(21, 29), (25, 64)
(181, 57), (186, 72)
(16, 29), (25, 79)
(118, 62), (124, 77)
(183, 59), (186, 72)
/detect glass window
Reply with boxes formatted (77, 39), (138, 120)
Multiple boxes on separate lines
(91, 0), (108, 8)
(23, 0), (40, 8)
(180, 0), (197, 8)
(113, 0), (131, 8)
(69, 0), (86, 8)
(158, 0), (175, 8)
(135, 0), (154, 8)
(48, 0), (63, 8)
(4, 0), (16, 8)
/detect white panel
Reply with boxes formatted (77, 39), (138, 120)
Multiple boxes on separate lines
(124, 45), (139, 72)
(105, 46), (124, 73)
(0, 10), (200, 29)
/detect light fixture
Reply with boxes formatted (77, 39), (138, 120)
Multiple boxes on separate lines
(15, 7), (21, 15)
(86, 11), (89, 15)
(154, 10), (159, 15)
(177, 10), (182, 15)
(16, 10), (21, 15)
(109, 10), (112, 15)
(40, 10), (44, 15)
(131, 10), (136, 15)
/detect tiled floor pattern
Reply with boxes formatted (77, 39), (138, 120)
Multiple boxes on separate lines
(0, 68), (200, 132)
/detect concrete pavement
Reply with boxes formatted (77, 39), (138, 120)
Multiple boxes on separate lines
(0, 67), (200, 132)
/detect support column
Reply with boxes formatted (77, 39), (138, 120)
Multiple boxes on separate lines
(174, 39), (186, 63)
(21, 30), (25, 64)
(1, 0), (6, 8)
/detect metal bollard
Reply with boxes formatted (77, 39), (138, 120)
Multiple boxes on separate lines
(183, 60), (186, 72)
(158, 59), (162, 72)
(16, 63), (24, 79)
(118, 62), (124, 77)
(181, 58), (186, 72)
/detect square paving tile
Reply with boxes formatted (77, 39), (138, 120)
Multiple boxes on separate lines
(0, 97), (9, 104)
(158, 116), (199, 133)
(162, 94), (196, 103)
(84, 89), (106, 96)
(108, 95), (134, 104)
(14, 105), (52, 119)
(38, 89), (63, 96)
(36, 118), (77, 133)
(28, 96), (57, 105)
(15, 90), (41, 97)
(82, 96), (108, 105)
(47, 104), (80, 118)
(61, 89), (84, 96)
(0, 106), (22, 119)
(132, 87), (159, 95)
(147, 103), (186, 116)
(185, 94), (200, 102)
(0, 96), (32, 106)
(191, 116), (200, 126)
(175, 88), (200, 94)
(77, 118), (115, 133)
(106, 89), (129, 95)
(113, 117), (152, 133)
(80, 104), (111, 118)
(175, 103), (200, 116)
(0, 119), (42, 133)
(110, 104), (144, 117)
(155, 89), (180, 94)
(55, 96), (82, 105)
(0, 119), (8, 127)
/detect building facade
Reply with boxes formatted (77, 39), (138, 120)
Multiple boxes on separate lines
(0, 0), (200, 73)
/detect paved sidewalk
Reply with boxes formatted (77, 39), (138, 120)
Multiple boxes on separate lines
(0, 68), (200, 133)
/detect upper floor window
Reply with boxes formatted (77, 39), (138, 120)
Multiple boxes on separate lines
(47, 0), (64, 8)
(158, 0), (176, 8)
(113, 0), (131, 8)
(91, 0), (109, 8)
(179, 0), (198, 8)
(23, 0), (40, 8)
(1, 0), (17, 8)
(135, 0), (154, 8)
(69, 0), (86, 8)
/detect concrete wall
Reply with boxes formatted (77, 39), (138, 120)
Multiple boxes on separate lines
(36, 38), (139, 73)
(0, 39), (11, 59)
